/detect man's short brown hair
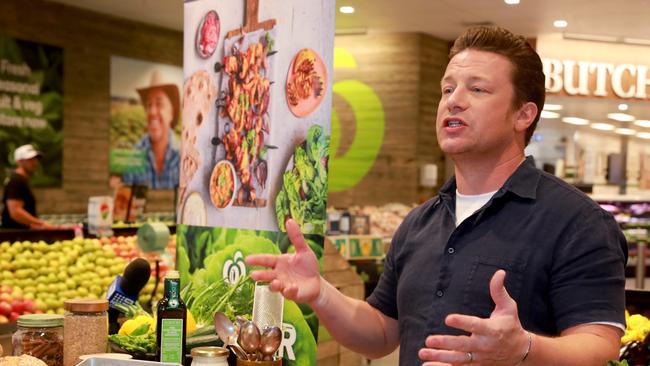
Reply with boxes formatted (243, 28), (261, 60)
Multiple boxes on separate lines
(449, 26), (545, 145)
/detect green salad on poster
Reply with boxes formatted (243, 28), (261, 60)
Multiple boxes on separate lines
(276, 124), (329, 235)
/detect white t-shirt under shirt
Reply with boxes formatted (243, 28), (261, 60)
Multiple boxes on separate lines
(455, 189), (497, 226)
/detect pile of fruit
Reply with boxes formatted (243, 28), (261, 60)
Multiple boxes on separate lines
(0, 285), (37, 323)
(622, 310), (650, 344)
(99, 236), (140, 261)
(98, 234), (177, 265)
(0, 238), (127, 315)
(0, 232), (177, 321)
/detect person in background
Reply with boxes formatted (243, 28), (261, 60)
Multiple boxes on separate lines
(1, 144), (55, 229)
(246, 26), (627, 366)
(122, 70), (180, 189)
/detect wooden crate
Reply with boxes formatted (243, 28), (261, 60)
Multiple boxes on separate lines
(317, 239), (367, 366)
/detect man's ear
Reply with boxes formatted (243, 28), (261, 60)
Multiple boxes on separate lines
(514, 102), (538, 133)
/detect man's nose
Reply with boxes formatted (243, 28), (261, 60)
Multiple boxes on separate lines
(446, 88), (468, 112)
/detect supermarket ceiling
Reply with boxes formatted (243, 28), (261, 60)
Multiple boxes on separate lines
(43, 0), (650, 137)
(45, 0), (650, 41)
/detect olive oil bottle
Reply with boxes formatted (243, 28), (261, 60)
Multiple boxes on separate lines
(156, 270), (187, 365)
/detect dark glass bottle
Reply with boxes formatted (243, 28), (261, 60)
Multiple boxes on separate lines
(156, 270), (187, 365)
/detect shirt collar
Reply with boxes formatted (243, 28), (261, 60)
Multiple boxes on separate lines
(438, 155), (541, 202)
(499, 156), (540, 200)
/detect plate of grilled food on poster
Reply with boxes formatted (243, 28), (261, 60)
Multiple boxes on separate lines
(215, 29), (276, 208)
(286, 48), (327, 118)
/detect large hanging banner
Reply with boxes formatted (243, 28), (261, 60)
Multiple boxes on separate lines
(109, 56), (184, 190)
(179, 1), (334, 365)
(0, 35), (63, 187)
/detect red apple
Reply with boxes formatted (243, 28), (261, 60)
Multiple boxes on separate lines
(0, 301), (11, 316)
(9, 312), (20, 322)
(11, 300), (25, 314)
(0, 285), (12, 294)
(24, 300), (35, 313)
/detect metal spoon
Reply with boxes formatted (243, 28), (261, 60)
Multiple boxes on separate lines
(235, 315), (248, 333)
(239, 320), (261, 361)
(214, 312), (248, 360)
(260, 326), (282, 361)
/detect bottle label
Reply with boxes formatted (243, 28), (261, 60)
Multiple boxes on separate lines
(166, 279), (180, 308)
(160, 318), (184, 364)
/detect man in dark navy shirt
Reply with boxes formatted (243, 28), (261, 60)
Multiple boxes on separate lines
(247, 26), (626, 366)
(2, 144), (55, 229)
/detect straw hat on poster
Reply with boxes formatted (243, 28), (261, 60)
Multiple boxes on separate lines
(136, 70), (181, 127)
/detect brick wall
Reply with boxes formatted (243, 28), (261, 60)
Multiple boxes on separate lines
(328, 33), (448, 208)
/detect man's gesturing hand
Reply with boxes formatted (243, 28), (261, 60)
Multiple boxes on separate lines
(245, 219), (322, 305)
(418, 270), (530, 365)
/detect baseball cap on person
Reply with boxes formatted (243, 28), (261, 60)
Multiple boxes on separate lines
(14, 144), (42, 162)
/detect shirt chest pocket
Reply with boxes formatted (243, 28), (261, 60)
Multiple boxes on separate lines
(462, 255), (526, 319)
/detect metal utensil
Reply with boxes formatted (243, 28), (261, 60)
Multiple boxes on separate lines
(214, 312), (248, 360)
(260, 325), (282, 361)
(239, 320), (261, 361)
(235, 315), (248, 332)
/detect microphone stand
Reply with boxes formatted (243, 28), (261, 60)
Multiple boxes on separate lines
(147, 259), (161, 311)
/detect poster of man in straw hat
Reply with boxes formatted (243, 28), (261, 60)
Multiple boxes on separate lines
(109, 56), (183, 190)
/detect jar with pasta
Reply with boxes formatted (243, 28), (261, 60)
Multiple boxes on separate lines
(12, 314), (64, 366)
(63, 299), (108, 366)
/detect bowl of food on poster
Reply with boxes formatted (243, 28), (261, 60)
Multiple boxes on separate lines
(209, 160), (237, 210)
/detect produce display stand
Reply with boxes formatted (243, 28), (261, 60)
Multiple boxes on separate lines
(626, 289), (650, 318)
(327, 235), (385, 260)
(0, 225), (176, 244)
(0, 228), (77, 243)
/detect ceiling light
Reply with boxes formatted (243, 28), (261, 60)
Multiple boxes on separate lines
(504, 0), (520, 4)
(553, 20), (568, 29)
(591, 123), (615, 131)
(637, 132), (650, 139)
(634, 120), (650, 128)
(543, 104), (563, 111)
(618, 103), (629, 111)
(563, 33), (619, 43)
(623, 37), (650, 46)
(607, 112), (635, 122)
(615, 128), (637, 135)
(339, 6), (355, 14)
(541, 111), (560, 119)
(562, 117), (589, 125)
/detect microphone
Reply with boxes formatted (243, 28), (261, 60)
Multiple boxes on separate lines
(107, 257), (151, 334)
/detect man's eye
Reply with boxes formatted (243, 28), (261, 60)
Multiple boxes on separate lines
(442, 87), (453, 94)
(472, 87), (484, 93)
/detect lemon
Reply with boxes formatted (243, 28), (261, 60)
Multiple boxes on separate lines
(118, 319), (139, 336)
(186, 310), (197, 334)
(135, 315), (155, 332)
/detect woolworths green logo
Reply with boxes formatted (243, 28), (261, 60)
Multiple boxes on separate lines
(328, 48), (385, 192)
